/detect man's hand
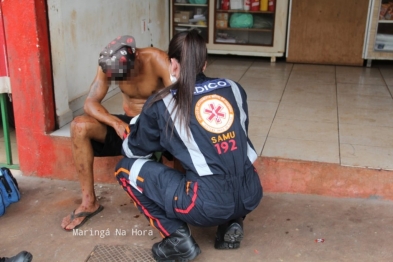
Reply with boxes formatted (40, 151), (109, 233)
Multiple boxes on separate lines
(113, 120), (130, 139)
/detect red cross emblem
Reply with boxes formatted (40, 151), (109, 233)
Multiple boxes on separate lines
(204, 103), (225, 123)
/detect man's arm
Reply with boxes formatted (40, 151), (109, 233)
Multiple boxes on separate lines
(84, 66), (128, 138)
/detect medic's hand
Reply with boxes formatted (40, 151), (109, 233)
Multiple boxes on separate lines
(123, 125), (131, 139)
(113, 121), (130, 139)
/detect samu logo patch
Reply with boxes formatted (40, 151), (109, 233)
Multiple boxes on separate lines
(195, 94), (234, 134)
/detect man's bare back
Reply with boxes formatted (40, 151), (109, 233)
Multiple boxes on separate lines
(61, 36), (172, 231)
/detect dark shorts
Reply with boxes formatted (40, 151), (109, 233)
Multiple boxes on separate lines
(91, 114), (132, 157)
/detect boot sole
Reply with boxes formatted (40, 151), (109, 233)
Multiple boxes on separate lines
(215, 222), (244, 250)
(153, 244), (201, 262)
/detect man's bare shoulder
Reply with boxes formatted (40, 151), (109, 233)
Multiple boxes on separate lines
(135, 47), (170, 80)
(137, 47), (167, 55)
(136, 47), (168, 63)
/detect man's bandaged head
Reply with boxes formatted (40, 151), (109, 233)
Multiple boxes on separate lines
(98, 35), (136, 80)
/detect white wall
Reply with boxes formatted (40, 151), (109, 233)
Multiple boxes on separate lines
(48, 0), (170, 128)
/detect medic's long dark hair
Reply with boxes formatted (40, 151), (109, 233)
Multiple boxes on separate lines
(149, 29), (207, 137)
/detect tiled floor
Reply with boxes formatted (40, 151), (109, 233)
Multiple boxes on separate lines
(204, 56), (393, 170)
(5, 55), (393, 171)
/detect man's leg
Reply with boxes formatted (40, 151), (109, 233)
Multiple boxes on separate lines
(61, 115), (107, 230)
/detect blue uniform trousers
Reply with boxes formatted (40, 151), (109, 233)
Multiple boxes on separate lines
(115, 157), (262, 237)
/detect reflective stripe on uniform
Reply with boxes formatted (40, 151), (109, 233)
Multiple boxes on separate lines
(129, 159), (153, 193)
(122, 114), (152, 159)
(122, 139), (153, 159)
(226, 79), (258, 164)
(163, 95), (213, 176)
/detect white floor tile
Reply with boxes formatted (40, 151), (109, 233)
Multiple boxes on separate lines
(269, 118), (338, 142)
(249, 135), (266, 156)
(292, 64), (335, 73)
(285, 83), (336, 95)
(281, 91), (337, 108)
(341, 143), (393, 170)
(262, 137), (340, 164)
(338, 106), (393, 127)
(288, 74), (336, 85)
(242, 86), (284, 103)
(338, 94), (393, 110)
(240, 77), (287, 90)
(204, 67), (246, 82)
(339, 123), (393, 147)
(243, 67), (291, 80)
(249, 116), (274, 137)
(337, 83), (391, 97)
(276, 103), (337, 123)
(247, 101), (279, 119)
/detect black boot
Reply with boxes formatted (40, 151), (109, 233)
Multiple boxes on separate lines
(0, 251), (33, 262)
(214, 218), (244, 250)
(152, 224), (201, 262)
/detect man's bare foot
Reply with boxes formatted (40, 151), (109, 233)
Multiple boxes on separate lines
(61, 204), (104, 231)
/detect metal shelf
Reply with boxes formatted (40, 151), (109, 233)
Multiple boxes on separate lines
(216, 28), (273, 32)
(174, 3), (208, 6)
(176, 23), (208, 28)
(216, 9), (274, 14)
(378, 20), (393, 23)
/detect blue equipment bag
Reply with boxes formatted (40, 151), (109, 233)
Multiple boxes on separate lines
(0, 167), (20, 216)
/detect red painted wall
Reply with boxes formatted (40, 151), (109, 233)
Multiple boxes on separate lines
(1, 0), (74, 178)
(0, 5), (8, 77)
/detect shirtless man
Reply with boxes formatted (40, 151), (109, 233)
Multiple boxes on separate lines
(61, 35), (173, 231)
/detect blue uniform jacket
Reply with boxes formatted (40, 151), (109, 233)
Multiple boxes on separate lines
(122, 73), (258, 185)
